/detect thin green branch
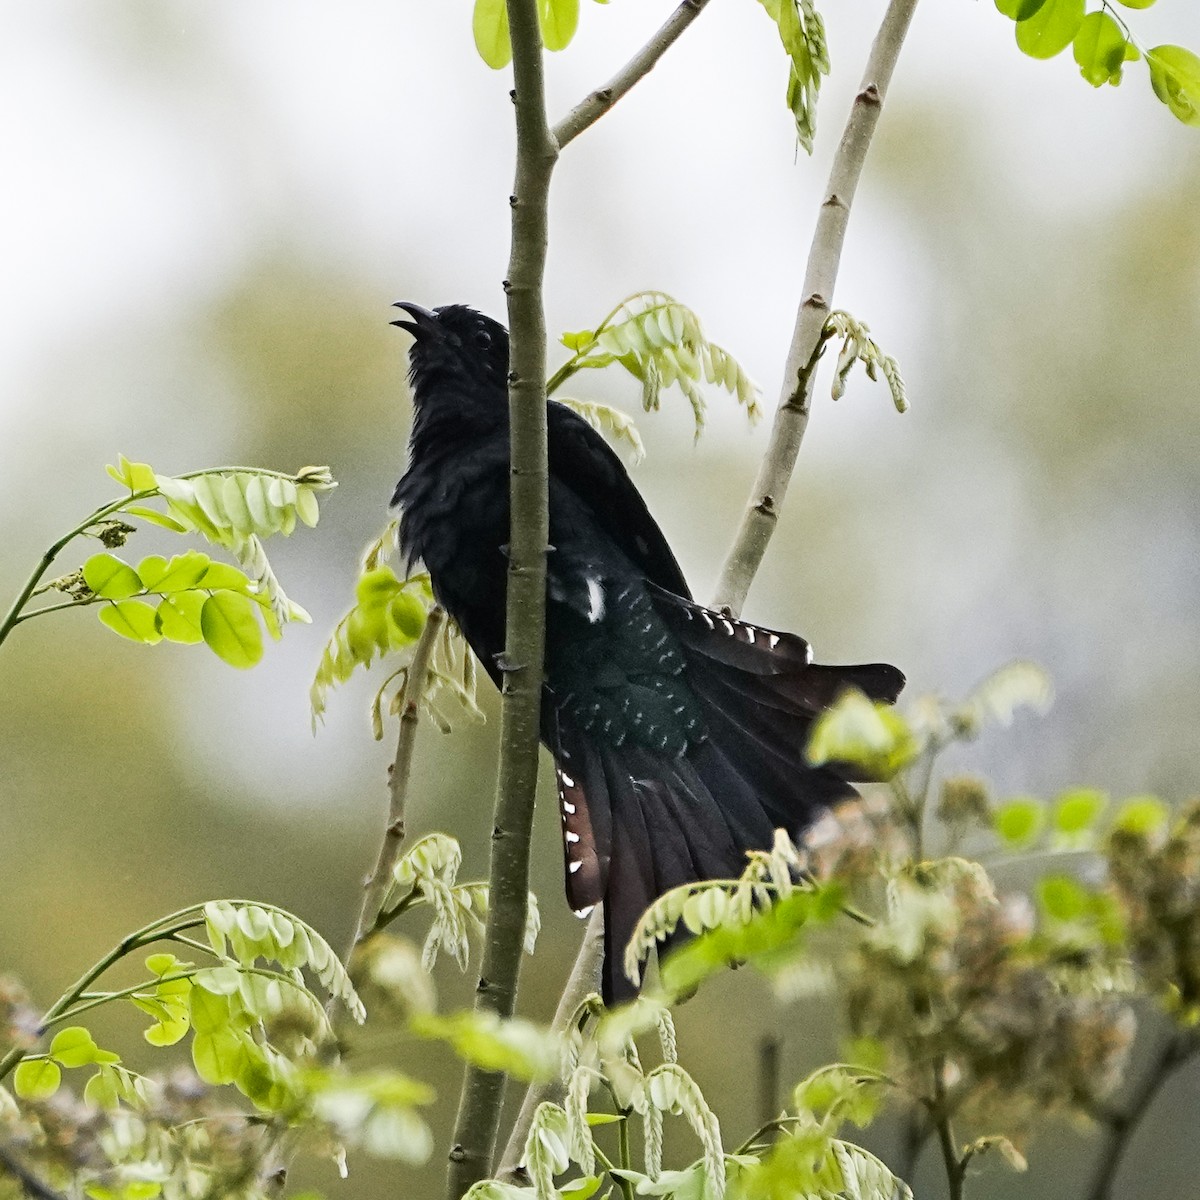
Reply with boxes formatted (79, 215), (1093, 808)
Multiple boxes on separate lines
(445, 0), (558, 1194)
(713, 0), (922, 613)
(0, 490), (151, 648)
(349, 607), (445, 954)
(0, 913), (208, 1082)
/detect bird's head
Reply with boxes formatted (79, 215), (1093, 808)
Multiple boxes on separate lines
(391, 302), (510, 408)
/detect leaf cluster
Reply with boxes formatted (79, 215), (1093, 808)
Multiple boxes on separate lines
(996, 0), (1200, 126)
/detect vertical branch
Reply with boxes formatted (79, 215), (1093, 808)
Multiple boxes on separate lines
(445, 1), (558, 1195)
(713, 0), (922, 614)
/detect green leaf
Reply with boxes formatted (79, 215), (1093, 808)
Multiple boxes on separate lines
(356, 565), (403, 608)
(539, 0), (579, 51)
(995, 0), (1048, 17)
(192, 1029), (247, 1086)
(1053, 788), (1107, 834)
(1037, 874), (1090, 921)
(83, 1066), (122, 1109)
(806, 690), (918, 778)
(1146, 45), (1200, 127)
(123, 504), (189, 533)
(199, 561), (253, 592)
(156, 592), (206, 644)
(106, 455), (158, 492)
(82, 553), (143, 600)
(585, 1112), (626, 1126)
(1073, 11), (1134, 86)
(388, 591), (427, 642)
(994, 797), (1045, 846)
(1015, 0), (1085, 60)
(473, 0), (512, 68)
(1112, 795), (1170, 836)
(137, 550), (211, 593)
(201, 591), (264, 668)
(99, 600), (163, 644)
(14, 1058), (61, 1100)
(411, 1011), (560, 1081)
(50, 1026), (120, 1068)
(1115, 0), (1155, 7)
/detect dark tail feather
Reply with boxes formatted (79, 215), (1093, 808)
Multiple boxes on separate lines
(553, 594), (904, 1003)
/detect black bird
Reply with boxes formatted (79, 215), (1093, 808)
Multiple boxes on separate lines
(391, 301), (904, 1002)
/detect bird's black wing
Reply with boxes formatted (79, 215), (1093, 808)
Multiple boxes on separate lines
(547, 401), (691, 598)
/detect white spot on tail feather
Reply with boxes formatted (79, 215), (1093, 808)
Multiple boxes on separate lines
(586, 577), (605, 623)
(574, 905), (595, 918)
(768, 634), (780, 649)
(560, 772), (575, 788)
(562, 800), (576, 814)
(569, 860), (582, 874)
(565, 831), (580, 843)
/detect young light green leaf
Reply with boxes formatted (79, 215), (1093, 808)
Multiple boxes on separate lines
(201, 591), (264, 668)
(99, 600), (163, 644)
(136, 550), (211, 593)
(557, 398), (646, 461)
(474, 0), (512, 68)
(995, 0), (1049, 18)
(1147, 45), (1200, 126)
(1073, 11), (1135, 86)
(1112, 794), (1170, 837)
(538, 0), (579, 51)
(123, 504), (189, 533)
(106, 455), (158, 492)
(14, 1058), (61, 1100)
(49, 1026), (120, 1068)
(1053, 788), (1107, 835)
(994, 797), (1046, 846)
(806, 689), (918, 778)
(156, 592), (206, 644)
(82, 553), (142, 600)
(1015, 0), (1085, 60)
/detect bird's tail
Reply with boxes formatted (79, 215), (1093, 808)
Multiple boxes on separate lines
(551, 588), (904, 1004)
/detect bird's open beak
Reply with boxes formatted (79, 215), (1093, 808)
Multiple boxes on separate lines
(391, 301), (439, 338)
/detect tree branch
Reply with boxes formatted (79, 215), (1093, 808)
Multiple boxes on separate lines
(444, 1), (558, 1194)
(345, 607), (445, 956)
(0, 1142), (69, 1200)
(712, 0), (921, 614)
(553, 0), (711, 150)
(496, 907), (606, 1178)
(1085, 1030), (1199, 1200)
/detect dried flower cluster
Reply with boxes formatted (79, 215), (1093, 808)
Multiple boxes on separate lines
(1108, 798), (1200, 1018)
(841, 859), (1137, 1140)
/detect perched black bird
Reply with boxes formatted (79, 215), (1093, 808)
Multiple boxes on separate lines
(391, 302), (904, 1002)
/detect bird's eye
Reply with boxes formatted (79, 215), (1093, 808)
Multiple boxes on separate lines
(474, 329), (492, 350)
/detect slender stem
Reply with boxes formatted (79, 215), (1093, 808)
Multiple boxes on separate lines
(11, 596), (107, 625)
(712, 0), (922, 614)
(757, 1035), (781, 1126)
(0, 913), (207, 1082)
(931, 1063), (965, 1200)
(1085, 1031), (1198, 1200)
(444, 2), (557, 1195)
(552, 0), (711, 150)
(496, 908), (605, 1176)
(0, 488), (152, 648)
(347, 608), (445, 955)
